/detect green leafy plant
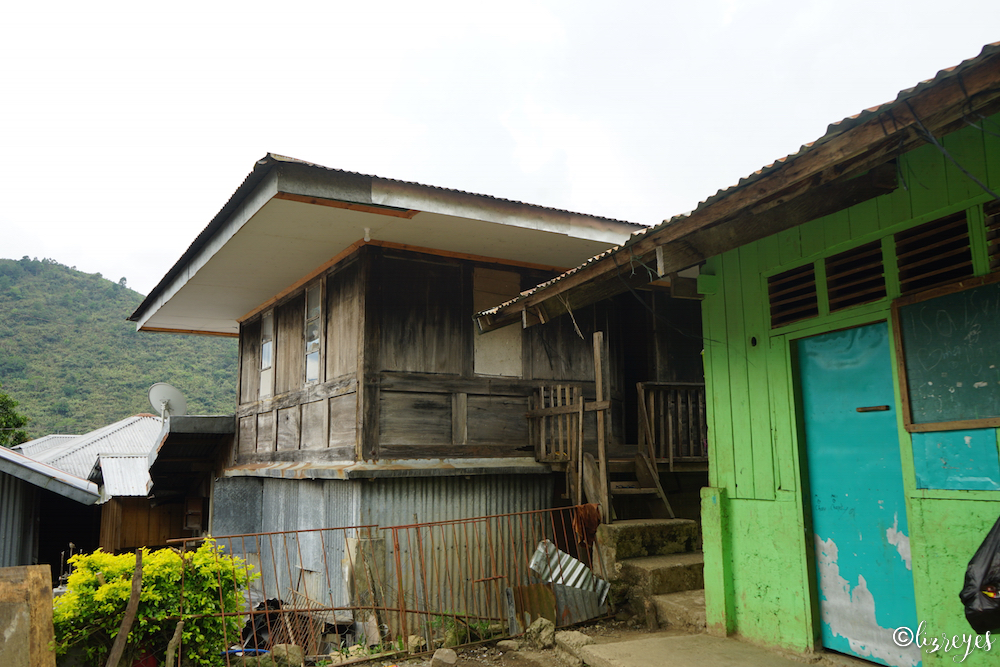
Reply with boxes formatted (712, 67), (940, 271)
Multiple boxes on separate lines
(53, 540), (257, 667)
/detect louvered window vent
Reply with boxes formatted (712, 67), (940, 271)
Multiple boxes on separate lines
(895, 212), (972, 295)
(985, 200), (1000, 273)
(769, 264), (818, 328)
(826, 241), (886, 312)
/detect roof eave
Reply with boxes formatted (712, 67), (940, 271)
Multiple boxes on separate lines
(478, 43), (1000, 331)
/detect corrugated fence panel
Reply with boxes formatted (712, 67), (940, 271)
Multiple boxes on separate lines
(360, 475), (555, 641)
(0, 473), (37, 567)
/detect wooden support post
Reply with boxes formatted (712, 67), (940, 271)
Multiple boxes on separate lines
(105, 549), (143, 667)
(576, 389), (584, 506)
(593, 332), (612, 521)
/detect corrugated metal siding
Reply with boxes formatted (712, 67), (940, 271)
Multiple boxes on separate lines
(0, 472), (38, 567)
(212, 475), (551, 539)
(212, 476), (264, 537)
(359, 475), (553, 528)
(209, 475), (551, 615)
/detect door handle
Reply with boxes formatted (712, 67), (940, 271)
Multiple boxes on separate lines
(856, 405), (890, 412)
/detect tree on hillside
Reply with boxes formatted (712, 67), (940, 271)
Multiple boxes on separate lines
(0, 386), (30, 447)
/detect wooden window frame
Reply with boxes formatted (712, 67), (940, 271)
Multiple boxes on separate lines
(304, 281), (323, 385)
(260, 310), (275, 399)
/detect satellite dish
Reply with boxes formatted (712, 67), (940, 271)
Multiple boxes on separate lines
(148, 383), (188, 419)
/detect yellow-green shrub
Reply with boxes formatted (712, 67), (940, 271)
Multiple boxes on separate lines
(53, 540), (256, 666)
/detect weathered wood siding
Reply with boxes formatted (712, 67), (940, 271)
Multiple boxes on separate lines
(699, 115), (1000, 653)
(380, 253), (468, 374)
(99, 498), (186, 552)
(233, 244), (680, 463)
(325, 260), (360, 379)
(275, 294), (305, 395)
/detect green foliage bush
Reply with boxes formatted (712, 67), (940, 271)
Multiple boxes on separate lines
(53, 540), (257, 667)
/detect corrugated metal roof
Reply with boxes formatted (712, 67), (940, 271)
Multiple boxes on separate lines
(477, 41), (1000, 320)
(25, 415), (163, 479)
(96, 454), (152, 500)
(13, 434), (81, 458)
(0, 445), (99, 505)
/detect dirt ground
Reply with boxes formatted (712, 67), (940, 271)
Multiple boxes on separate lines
(358, 618), (661, 667)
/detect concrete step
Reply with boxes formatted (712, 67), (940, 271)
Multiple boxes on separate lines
(652, 589), (706, 630)
(594, 519), (701, 578)
(619, 552), (704, 595)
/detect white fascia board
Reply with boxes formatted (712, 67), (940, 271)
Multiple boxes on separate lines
(134, 171), (281, 332)
(371, 179), (638, 246)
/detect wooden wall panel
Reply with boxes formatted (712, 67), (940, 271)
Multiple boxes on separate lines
(525, 306), (595, 381)
(276, 294), (305, 395)
(379, 256), (467, 374)
(112, 499), (185, 551)
(277, 406), (300, 450)
(300, 400), (326, 450)
(652, 294), (703, 383)
(379, 391), (451, 446)
(328, 393), (357, 458)
(238, 416), (257, 455)
(739, 243), (775, 500)
(240, 318), (261, 404)
(99, 499), (123, 552)
(257, 411), (275, 452)
(326, 261), (360, 379)
(466, 395), (529, 445)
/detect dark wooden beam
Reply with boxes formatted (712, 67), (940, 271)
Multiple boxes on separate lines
(481, 160), (898, 330)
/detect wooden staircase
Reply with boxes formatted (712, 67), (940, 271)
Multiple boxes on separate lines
(588, 453), (675, 521)
(528, 332), (691, 523)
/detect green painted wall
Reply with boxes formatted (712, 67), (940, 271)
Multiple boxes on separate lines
(700, 112), (1000, 663)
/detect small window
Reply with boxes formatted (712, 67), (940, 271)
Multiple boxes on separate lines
(305, 284), (322, 383)
(768, 263), (818, 328)
(985, 200), (1000, 272)
(260, 311), (274, 398)
(825, 241), (886, 312)
(895, 212), (972, 295)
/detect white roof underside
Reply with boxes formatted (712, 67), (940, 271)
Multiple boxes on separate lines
(134, 160), (642, 336)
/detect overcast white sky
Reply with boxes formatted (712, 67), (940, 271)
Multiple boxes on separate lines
(2, 1), (998, 296)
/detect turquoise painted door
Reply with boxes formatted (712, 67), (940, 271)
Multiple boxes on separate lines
(798, 323), (921, 667)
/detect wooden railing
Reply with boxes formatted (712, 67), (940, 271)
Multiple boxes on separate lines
(637, 382), (708, 471)
(527, 385), (584, 464)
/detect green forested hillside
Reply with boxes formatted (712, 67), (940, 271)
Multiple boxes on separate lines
(0, 257), (238, 438)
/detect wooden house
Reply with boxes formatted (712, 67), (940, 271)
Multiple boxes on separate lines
(129, 155), (705, 535)
(481, 43), (1000, 667)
